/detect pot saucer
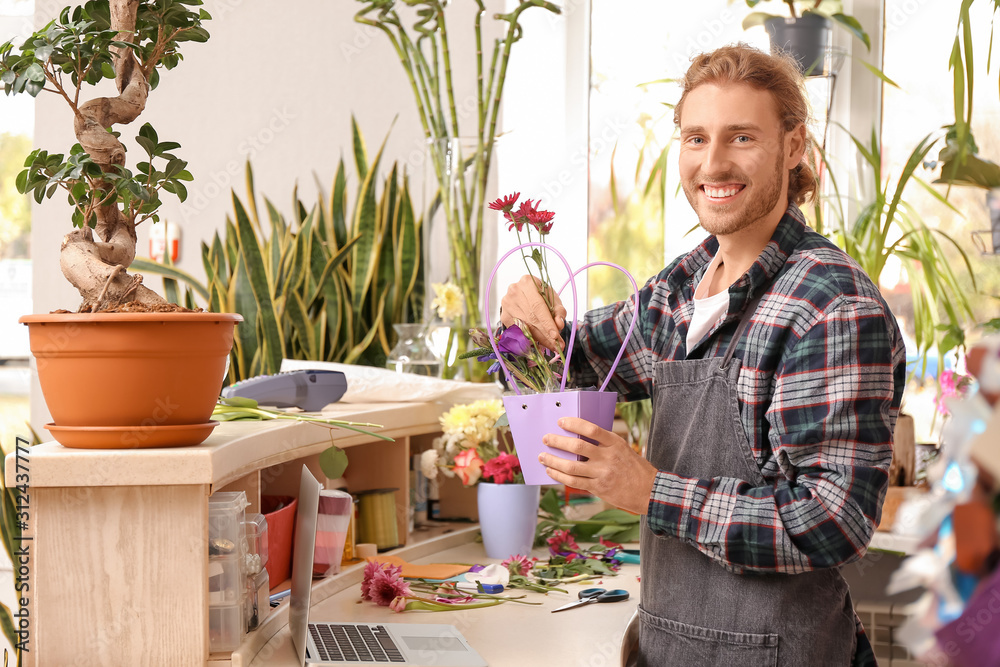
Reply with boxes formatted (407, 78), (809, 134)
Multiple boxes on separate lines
(44, 421), (219, 449)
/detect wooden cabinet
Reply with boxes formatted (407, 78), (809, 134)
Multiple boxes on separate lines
(4, 402), (450, 667)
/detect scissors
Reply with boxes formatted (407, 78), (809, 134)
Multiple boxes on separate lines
(551, 587), (630, 612)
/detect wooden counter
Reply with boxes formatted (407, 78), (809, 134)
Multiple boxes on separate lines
(4, 402), (451, 667)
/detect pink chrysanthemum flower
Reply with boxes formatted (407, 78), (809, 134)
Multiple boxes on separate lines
(361, 561), (412, 607)
(501, 553), (535, 576)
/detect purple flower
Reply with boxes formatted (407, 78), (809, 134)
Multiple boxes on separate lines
(497, 325), (531, 356)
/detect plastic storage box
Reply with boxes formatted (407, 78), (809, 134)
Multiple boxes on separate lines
(244, 512), (268, 573)
(208, 604), (244, 653)
(246, 568), (270, 631)
(208, 491), (248, 653)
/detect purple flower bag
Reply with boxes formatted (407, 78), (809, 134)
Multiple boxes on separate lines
(484, 242), (639, 485)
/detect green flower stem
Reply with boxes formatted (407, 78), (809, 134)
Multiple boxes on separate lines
(438, 9), (462, 142)
(211, 403), (393, 442)
(401, 596), (505, 612)
(354, 9), (431, 141)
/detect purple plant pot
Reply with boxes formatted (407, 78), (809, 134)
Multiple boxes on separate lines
(505, 389), (618, 485)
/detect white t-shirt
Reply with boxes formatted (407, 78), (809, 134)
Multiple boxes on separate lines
(687, 254), (731, 350)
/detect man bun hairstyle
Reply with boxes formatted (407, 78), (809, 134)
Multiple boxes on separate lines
(673, 44), (818, 207)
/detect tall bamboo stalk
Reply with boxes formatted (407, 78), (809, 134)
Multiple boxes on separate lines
(355, 0), (560, 378)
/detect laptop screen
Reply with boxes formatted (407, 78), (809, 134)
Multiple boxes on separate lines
(289, 465), (322, 667)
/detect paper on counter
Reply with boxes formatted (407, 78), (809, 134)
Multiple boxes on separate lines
(280, 359), (501, 404)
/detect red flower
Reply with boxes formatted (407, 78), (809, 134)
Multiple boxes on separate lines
(547, 529), (579, 557)
(489, 192), (520, 213)
(527, 207), (555, 234)
(516, 198), (537, 219)
(483, 452), (521, 484)
(598, 537), (622, 551)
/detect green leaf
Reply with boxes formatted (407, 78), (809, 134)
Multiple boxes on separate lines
(0, 602), (19, 663)
(351, 115), (368, 182)
(131, 257), (211, 302)
(539, 488), (564, 518)
(233, 193), (283, 374)
(589, 508), (642, 524)
(331, 160), (348, 249)
(859, 61), (899, 89)
(830, 13), (871, 51)
(350, 127), (390, 335)
(218, 396), (259, 408)
(319, 446), (349, 480)
(742, 11), (780, 30)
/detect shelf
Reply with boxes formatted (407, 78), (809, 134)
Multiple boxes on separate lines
(8, 401), (448, 489)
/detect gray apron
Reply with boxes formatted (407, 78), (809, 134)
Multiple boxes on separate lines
(638, 296), (858, 667)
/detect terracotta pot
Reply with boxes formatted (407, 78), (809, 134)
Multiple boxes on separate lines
(20, 311), (241, 447)
(262, 495), (298, 587)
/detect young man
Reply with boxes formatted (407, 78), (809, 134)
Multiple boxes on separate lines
(501, 45), (905, 666)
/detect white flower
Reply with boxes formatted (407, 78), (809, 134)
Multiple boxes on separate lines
(420, 449), (439, 479)
(431, 282), (465, 322)
(468, 564), (510, 587)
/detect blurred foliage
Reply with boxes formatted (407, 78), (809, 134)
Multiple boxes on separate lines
(0, 133), (31, 259)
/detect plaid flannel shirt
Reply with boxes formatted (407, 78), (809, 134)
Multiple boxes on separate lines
(570, 205), (906, 574)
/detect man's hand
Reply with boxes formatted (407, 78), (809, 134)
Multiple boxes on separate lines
(500, 275), (567, 352)
(539, 416), (657, 515)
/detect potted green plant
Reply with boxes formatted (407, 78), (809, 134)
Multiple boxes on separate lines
(0, 1), (241, 448)
(742, 0), (871, 75)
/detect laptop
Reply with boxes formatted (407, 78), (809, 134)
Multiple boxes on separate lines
(289, 465), (488, 666)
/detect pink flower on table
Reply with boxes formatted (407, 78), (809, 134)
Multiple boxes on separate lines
(453, 448), (484, 486)
(360, 559), (381, 600)
(501, 554), (535, 576)
(389, 596), (408, 613)
(483, 452), (521, 484)
(936, 370), (974, 416)
(547, 529), (579, 557)
(361, 561), (412, 607)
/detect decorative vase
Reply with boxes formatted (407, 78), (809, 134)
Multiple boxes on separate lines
(386, 323), (441, 377)
(20, 311), (241, 448)
(483, 243), (640, 484)
(476, 482), (540, 560)
(423, 136), (499, 381)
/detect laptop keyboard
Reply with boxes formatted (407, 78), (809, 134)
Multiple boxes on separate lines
(309, 623), (406, 663)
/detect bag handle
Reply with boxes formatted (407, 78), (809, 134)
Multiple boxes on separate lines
(483, 243), (640, 396)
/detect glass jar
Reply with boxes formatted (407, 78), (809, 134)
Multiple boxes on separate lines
(385, 323), (442, 377)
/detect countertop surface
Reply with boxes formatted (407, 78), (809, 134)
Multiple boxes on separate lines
(247, 536), (641, 667)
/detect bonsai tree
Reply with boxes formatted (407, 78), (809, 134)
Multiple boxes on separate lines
(742, 0), (871, 52)
(0, 0), (209, 312)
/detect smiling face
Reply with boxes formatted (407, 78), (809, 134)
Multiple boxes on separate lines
(678, 83), (803, 237)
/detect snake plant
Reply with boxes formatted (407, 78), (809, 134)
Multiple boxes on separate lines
(135, 119), (423, 382)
